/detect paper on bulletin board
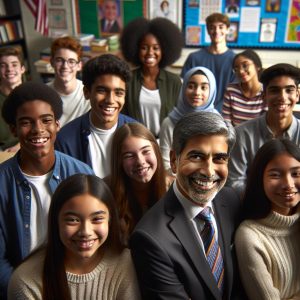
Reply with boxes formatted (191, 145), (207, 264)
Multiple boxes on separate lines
(199, 0), (222, 24)
(239, 7), (260, 32)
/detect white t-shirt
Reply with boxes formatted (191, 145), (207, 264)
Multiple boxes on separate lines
(48, 79), (91, 127)
(23, 171), (52, 251)
(88, 119), (117, 178)
(139, 86), (161, 137)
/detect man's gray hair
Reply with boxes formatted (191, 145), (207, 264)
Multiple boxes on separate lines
(172, 111), (236, 155)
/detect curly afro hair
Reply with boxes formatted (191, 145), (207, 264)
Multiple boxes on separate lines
(2, 82), (63, 125)
(120, 17), (183, 68)
(82, 54), (131, 90)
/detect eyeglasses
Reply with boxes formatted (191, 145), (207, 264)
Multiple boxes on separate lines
(54, 57), (79, 68)
(233, 62), (253, 73)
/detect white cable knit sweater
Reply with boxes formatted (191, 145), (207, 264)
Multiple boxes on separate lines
(8, 248), (141, 300)
(235, 208), (300, 300)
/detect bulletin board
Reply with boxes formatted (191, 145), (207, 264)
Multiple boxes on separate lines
(184, 0), (300, 49)
(77, 0), (145, 38)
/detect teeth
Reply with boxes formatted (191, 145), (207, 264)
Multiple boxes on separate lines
(77, 240), (95, 249)
(193, 179), (214, 188)
(103, 107), (115, 112)
(30, 138), (48, 144)
(146, 58), (155, 63)
(278, 104), (288, 110)
(136, 167), (149, 175)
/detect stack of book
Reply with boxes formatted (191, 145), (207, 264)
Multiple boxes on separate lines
(107, 35), (119, 51)
(90, 38), (108, 52)
(34, 59), (54, 74)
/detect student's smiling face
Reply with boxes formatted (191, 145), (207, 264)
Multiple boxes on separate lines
(52, 48), (82, 85)
(207, 22), (229, 44)
(265, 75), (299, 121)
(263, 152), (300, 216)
(0, 55), (25, 88)
(59, 193), (110, 272)
(139, 34), (162, 68)
(84, 74), (126, 130)
(185, 74), (210, 107)
(11, 100), (60, 165)
(121, 136), (158, 183)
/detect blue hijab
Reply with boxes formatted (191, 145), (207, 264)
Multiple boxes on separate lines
(169, 66), (219, 124)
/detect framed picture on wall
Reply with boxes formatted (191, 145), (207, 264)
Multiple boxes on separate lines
(148, 0), (182, 28)
(227, 22), (239, 42)
(98, 0), (123, 36)
(49, 9), (67, 29)
(266, 0), (280, 12)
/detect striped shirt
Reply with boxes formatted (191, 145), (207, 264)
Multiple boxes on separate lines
(222, 82), (267, 126)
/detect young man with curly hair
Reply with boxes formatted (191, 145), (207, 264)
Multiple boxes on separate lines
(0, 82), (93, 299)
(55, 54), (137, 178)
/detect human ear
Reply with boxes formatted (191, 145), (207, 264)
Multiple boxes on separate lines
(170, 150), (177, 174)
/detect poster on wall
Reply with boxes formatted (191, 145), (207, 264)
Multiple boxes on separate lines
(285, 0), (300, 43)
(227, 22), (239, 42)
(265, 0), (281, 12)
(185, 26), (201, 45)
(260, 18), (277, 42)
(98, 0), (122, 36)
(225, 0), (240, 17)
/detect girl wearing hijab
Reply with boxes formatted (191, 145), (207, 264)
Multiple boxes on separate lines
(159, 66), (219, 173)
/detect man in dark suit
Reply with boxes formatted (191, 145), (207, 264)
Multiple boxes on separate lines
(100, 0), (120, 34)
(130, 111), (243, 299)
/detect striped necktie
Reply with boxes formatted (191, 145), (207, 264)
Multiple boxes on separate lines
(198, 207), (225, 294)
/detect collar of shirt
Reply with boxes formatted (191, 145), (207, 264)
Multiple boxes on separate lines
(173, 180), (214, 220)
(173, 181), (219, 252)
(263, 114), (297, 139)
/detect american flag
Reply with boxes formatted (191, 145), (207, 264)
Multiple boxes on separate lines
(23, 0), (48, 36)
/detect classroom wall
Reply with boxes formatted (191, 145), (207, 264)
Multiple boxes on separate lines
(19, 0), (300, 82)
(19, 0), (75, 81)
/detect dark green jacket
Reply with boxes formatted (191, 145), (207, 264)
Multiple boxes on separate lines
(123, 67), (182, 124)
(0, 92), (18, 150)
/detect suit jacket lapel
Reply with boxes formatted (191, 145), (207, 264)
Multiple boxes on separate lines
(214, 195), (234, 299)
(165, 189), (222, 300)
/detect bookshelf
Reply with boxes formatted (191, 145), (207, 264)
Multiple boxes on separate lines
(0, 1), (28, 73)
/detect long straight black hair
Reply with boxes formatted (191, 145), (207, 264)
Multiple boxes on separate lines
(42, 174), (123, 300)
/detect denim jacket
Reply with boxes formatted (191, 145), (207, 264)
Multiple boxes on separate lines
(0, 150), (94, 299)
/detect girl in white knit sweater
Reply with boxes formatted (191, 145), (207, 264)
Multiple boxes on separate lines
(8, 174), (141, 300)
(235, 138), (300, 300)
